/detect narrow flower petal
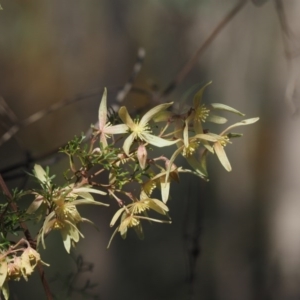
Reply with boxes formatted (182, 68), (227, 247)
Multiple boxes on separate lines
(34, 164), (48, 183)
(107, 226), (119, 248)
(140, 102), (173, 126)
(70, 199), (109, 207)
(193, 81), (212, 108)
(0, 260), (7, 287)
(142, 132), (178, 148)
(98, 88), (108, 130)
(147, 198), (169, 214)
(183, 119), (189, 147)
(214, 142), (232, 171)
(221, 117), (259, 135)
(193, 133), (219, 142)
(185, 155), (208, 179)
(62, 228), (72, 253)
(123, 133), (135, 155)
(160, 178), (170, 203)
(104, 124), (128, 134)
(110, 207), (126, 227)
(165, 146), (184, 184)
(210, 103), (245, 116)
(73, 187), (107, 196)
(100, 133), (108, 147)
(118, 106), (135, 129)
(207, 114), (227, 124)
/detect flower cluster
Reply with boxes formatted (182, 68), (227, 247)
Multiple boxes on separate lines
(0, 239), (48, 300)
(27, 164), (109, 253)
(0, 83), (259, 299)
(87, 84), (258, 246)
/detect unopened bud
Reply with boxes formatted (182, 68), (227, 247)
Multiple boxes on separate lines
(137, 144), (147, 169)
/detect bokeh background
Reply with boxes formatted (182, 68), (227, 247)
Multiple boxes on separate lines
(1, 0), (300, 299)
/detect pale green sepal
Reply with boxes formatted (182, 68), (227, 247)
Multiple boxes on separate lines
(207, 114), (227, 124)
(214, 142), (232, 171)
(61, 228), (72, 253)
(123, 133), (135, 155)
(210, 103), (245, 116)
(110, 207), (126, 227)
(193, 82), (212, 108)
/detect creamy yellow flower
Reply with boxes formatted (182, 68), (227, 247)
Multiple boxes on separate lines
(118, 102), (178, 155)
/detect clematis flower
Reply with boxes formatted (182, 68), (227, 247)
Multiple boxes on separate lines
(21, 247), (48, 281)
(96, 88), (128, 147)
(27, 164), (107, 214)
(192, 82), (246, 134)
(210, 117), (260, 171)
(166, 116), (219, 181)
(107, 196), (171, 248)
(118, 102), (178, 155)
(38, 194), (109, 253)
(142, 163), (180, 203)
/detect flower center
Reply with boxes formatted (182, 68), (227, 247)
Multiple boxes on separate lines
(130, 202), (150, 214)
(182, 142), (198, 157)
(220, 136), (230, 147)
(195, 105), (210, 122)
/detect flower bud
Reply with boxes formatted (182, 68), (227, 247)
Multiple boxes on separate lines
(137, 144), (147, 169)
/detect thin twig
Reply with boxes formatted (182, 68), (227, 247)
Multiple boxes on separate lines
(274, 0), (300, 114)
(162, 0), (249, 97)
(0, 175), (53, 300)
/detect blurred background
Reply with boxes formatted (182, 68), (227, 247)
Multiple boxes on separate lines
(1, 0), (300, 299)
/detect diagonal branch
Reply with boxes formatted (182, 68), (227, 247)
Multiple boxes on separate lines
(162, 0), (249, 97)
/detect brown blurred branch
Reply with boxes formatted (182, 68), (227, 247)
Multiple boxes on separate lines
(274, 0), (300, 115)
(0, 175), (53, 300)
(162, 0), (249, 97)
